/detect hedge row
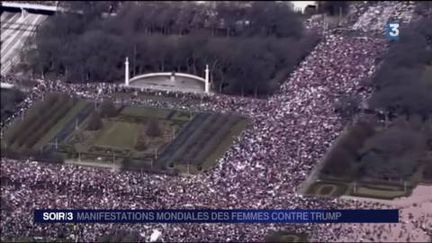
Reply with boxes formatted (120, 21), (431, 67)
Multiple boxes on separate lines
(1, 147), (64, 164)
(121, 158), (179, 176)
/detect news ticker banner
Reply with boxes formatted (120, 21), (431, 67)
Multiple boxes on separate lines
(34, 209), (399, 224)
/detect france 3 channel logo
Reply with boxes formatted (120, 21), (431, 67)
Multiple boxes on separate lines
(385, 22), (400, 41)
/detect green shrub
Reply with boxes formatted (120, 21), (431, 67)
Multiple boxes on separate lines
(146, 119), (162, 137)
(87, 112), (103, 131)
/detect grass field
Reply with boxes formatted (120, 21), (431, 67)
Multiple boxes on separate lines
(351, 185), (408, 200)
(34, 100), (88, 149)
(265, 231), (308, 243)
(200, 118), (248, 171)
(155, 113), (248, 174)
(94, 121), (141, 149)
(2, 94), (248, 175)
(120, 106), (173, 120)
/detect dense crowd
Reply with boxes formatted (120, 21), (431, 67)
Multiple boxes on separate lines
(353, 1), (415, 34)
(2, 2), (429, 242)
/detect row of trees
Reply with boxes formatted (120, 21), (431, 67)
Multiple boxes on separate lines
(86, 100), (118, 131)
(0, 88), (25, 122)
(358, 125), (428, 181)
(135, 119), (162, 151)
(22, 1), (320, 96)
(369, 17), (432, 118)
(327, 17), (432, 182)
(62, 1), (305, 38)
(323, 119), (432, 182)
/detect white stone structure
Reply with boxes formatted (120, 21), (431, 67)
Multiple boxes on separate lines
(205, 64), (210, 93)
(286, 1), (318, 14)
(125, 63), (211, 94)
(125, 57), (129, 86)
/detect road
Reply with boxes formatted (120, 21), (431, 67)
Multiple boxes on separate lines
(1, 11), (47, 75)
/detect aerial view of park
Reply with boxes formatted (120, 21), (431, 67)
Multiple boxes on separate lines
(0, 1), (431, 242)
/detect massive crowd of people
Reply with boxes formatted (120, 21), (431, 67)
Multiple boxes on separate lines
(353, 1), (415, 34)
(1, 1), (430, 242)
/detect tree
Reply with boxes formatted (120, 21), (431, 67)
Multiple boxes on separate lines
(318, 1), (349, 16)
(87, 112), (103, 131)
(100, 100), (117, 118)
(335, 94), (361, 123)
(359, 127), (427, 181)
(322, 147), (353, 177)
(146, 119), (162, 137)
(369, 19), (432, 118)
(23, 1), (315, 97)
(423, 162), (432, 181)
(134, 138), (147, 151)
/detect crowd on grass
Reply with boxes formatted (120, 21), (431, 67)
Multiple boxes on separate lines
(2, 1), (430, 242)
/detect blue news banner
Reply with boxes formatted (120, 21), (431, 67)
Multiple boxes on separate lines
(34, 209), (399, 224)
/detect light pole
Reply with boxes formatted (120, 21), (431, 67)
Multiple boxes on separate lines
(47, 138), (59, 151)
(75, 119), (79, 130)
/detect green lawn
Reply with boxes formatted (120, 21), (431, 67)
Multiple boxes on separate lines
(33, 101), (88, 150)
(170, 111), (195, 122)
(201, 118), (248, 171)
(2, 94), (249, 175)
(94, 121), (141, 149)
(120, 106), (171, 120)
(265, 231), (309, 243)
(350, 186), (409, 199)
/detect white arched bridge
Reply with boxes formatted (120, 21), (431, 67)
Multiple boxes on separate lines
(1, 82), (15, 89)
(123, 57), (211, 94)
(0, 1), (81, 15)
(1, 1), (60, 12)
